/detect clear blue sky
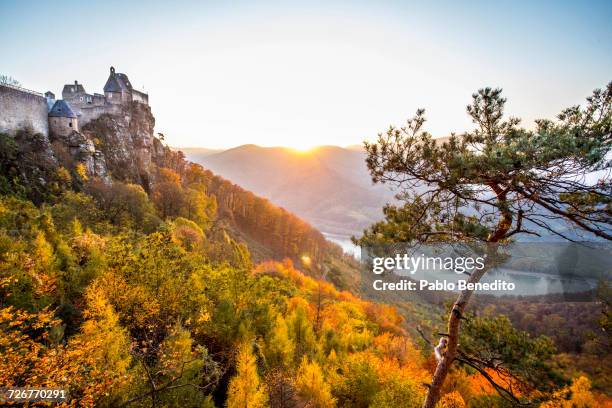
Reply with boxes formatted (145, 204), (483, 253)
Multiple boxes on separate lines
(1, 0), (611, 149)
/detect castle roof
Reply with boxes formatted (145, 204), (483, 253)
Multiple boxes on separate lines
(62, 82), (86, 95)
(49, 100), (77, 118)
(104, 66), (134, 93)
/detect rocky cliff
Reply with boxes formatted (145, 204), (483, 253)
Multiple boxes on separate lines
(0, 101), (180, 202)
(79, 102), (160, 187)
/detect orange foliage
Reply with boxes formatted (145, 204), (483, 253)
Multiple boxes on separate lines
(437, 391), (466, 408)
(466, 369), (523, 398)
(254, 259), (405, 335)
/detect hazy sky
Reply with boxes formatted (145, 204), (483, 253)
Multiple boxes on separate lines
(2, 0), (611, 149)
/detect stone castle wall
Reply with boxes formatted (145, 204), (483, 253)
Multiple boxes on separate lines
(0, 84), (49, 137)
(77, 104), (123, 127)
(132, 90), (149, 105)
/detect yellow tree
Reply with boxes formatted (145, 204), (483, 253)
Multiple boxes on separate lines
(265, 314), (294, 369)
(287, 305), (317, 365)
(295, 357), (335, 408)
(567, 377), (597, 408)
(0, 292), (133, 407)
(540, 376), (598, 408)
(64, 286), (134, 405)
(227, 342), (268, 408)
(0, 306), (60, 387)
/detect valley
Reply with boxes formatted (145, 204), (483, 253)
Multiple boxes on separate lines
(182, 144), (398, 241)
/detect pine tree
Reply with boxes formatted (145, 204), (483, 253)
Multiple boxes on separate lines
(358, 83), (612, 407)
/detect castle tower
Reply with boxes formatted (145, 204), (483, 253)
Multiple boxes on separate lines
(102, 66), (149, 105)
(104, 66), (129, 104)
(48, 100), (78, 136)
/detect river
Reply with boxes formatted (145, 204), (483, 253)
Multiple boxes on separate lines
(321, 233), (606, 297)
(322, 232), (361, 258)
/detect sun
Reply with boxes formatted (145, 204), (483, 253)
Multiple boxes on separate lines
(290, 146), (315, 154)
(288, 143), (318, 153)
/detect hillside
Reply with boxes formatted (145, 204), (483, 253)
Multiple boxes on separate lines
(182, 145), (398, 237)
(0, 102), (359, 286)
(187, 164), (361, 290)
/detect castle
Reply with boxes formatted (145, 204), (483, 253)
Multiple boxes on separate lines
(0, 66), (149, 138)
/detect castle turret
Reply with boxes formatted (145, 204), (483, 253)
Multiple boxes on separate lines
(48, 100), (78, 136)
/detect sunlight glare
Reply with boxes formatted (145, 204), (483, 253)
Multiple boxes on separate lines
(289, 143), (317, 154)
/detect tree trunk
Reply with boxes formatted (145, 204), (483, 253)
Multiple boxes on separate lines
(421, 262), (489, 407)
(422, 183), (511, 407)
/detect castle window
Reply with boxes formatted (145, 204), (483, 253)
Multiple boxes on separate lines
(69, 122), (72, 128)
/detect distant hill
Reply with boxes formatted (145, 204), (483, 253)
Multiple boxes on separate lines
(183, 144), (398, 237)
(177, 147), (224, 162)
